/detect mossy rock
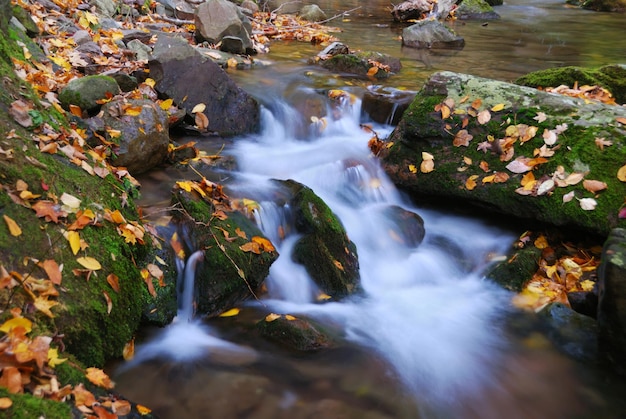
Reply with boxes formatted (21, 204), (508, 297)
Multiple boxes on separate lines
(456, 0), (500, 19)
(171, 186), (278, 316)
(486, 244), (541, 291)
(381, 71), (626, 237)
(278, 179), (361, 298)
(0, 388), (71, 419)
(319, 53), (395, 79)
(515, 64), (626, 105)
(58, 75), (121, 114)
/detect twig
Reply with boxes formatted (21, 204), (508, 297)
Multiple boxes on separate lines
(210, 230), (260, 301)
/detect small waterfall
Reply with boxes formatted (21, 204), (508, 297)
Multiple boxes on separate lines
(176, 250), (204, 322)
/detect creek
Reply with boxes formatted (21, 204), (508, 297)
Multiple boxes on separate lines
(113, 0), (626, 417)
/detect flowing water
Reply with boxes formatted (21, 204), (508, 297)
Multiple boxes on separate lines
(114, 1), (626, 417)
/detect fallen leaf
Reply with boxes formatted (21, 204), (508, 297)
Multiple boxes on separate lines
(191, 103), (206, 114)
(85, 367), (114, 389)
(477, 109), (491, 125)
(420, 159), (434, 173)
(0, 317), (32, 334)
(0, 367), (22, 394)
(123, 339), (134, 361)
(491, 103), (505, 112)
(0, 397), (12, 409)
(252, 236), (275, 252)
(465, 175), (479, 190)
(506, 159), (532, 174)
(67, 231), (81, 255)
(618, 165), (626, 182)
(47, 347), (67, 368)
(40, 259), (62, 285)
(453, 129), (473, 147)
(534, 112), (547, 123)
(543, 129), (558, 146)
(536, 179), (555, 196)
(265, 313), (281, 322)
(408, 164), (417, 174)
(3, 215), (22, 237)
(219, 308), (240, 317)
(617, 117), (626, 125)
(595, 137), (612, 150)
(76, 257), (101, 271)
(195, 112), (209, 131)
(563, 191), (576, 203)
(583, 179), (607, 193)
(33, 296), (58, 318)
(103, 291), (112, 314)
(579, 198), (597, 211)
(107, 274), (120, 292)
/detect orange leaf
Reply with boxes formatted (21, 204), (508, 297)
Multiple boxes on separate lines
(0, 397), (13, 409)
(40, 259), (62, 285)
(471, 98), (482, 110)
(465, 175), (479, 191)
(85, 367), (114, 389)
(616, 116), (626, 125)
(240, 241), (261, 254)
(107, 273), (120, 292)
(32, 200), (67, 223)
(69, 104), (83, 117)
(252, 236), (275, 252)
(0, 367), (23, 394)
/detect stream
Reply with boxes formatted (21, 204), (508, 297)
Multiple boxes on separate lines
(114, 1), (626, 418)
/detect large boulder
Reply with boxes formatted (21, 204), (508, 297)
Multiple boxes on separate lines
(194, 0), (253, 54)
(101, 98), (170, 174)
(279, 180), (361, 298)
(379, 71), (626, 237)
(149, 34), (260, 136)
(402, 20), (465, 49)
(597, 228), (626, 374)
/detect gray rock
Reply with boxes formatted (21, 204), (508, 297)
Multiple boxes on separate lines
(127, 38), (152, 61)
(121, 29), (153, 44)
(102, 98), (170, 174)
(598, 228), (626, 374)
(318, 41), (349, 57)
(538, 302), (598, 363)
(58, 75), (120, 113)
(240, 0), (259, 14)
(73, 30), (92, 46)
(149, 34), (260, 136)
(220, 35), (246, 54)
(75, 41), (102, 55)
(391, 0), (433, 22)
(299, 4), (327, 22)
(402, 20), (465, 49)
(194, 0), (253, 54)
(89, 0), (117, 18)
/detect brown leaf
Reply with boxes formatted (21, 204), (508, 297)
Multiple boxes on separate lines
(32, 201), (67, 223)
(453, 130), (473, 147)
(107, 273), (120, 292)
(195, 112), (209, 132)
(476, 109), (491, 125)
(9, 100), (33, 128)
(85, 367), (114, 389)
(583, 179), (607, 193)
(0, 367), (23, 394)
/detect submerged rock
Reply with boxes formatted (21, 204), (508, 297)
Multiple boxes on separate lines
(256, 314), (335, 352)
(361, 87), (417, 125)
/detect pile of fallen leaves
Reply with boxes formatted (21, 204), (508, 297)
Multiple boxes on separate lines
(540, 82), (618, 106)
(510, 231), (601, 312)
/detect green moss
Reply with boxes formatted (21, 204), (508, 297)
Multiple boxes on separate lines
(516, 65), (626, 104)
(0, 388), (71, 419)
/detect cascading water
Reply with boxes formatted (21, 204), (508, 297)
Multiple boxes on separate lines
(116, 88), (611, 419)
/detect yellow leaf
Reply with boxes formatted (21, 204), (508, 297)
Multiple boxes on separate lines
(68, 231), (81, 255)
(284, 314), (296, 321)
(617, 165), (626, 182)
(482, 174), (495, 184)
(491, 103), (506, 112)
(580, 279), (595, 292)
(76, 256), (102, 270)
(159, 98), (173, 110)
(317, 293), (332, 301)
(137, 405), (152, 415)
(534, 235), (549, 249)
(252, 236), (275, 252)
(3, 215), (22, 237)
(144, 78), (156, 88)
(85, 367), (115, 389)
(0, 317), (32, 334)
(47, 347), (67, 368)
(265, 313), (281, 322)
(408, 164), (417, 174)
(0, 397), (13, 409)
(465, 175), (479, 190)
(219, 308), (241, 317)
(50, 55), (71, 71)
(124, 106), (143, 116)
(227, 58), (238, 68)
(33, 296), (58, 318)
